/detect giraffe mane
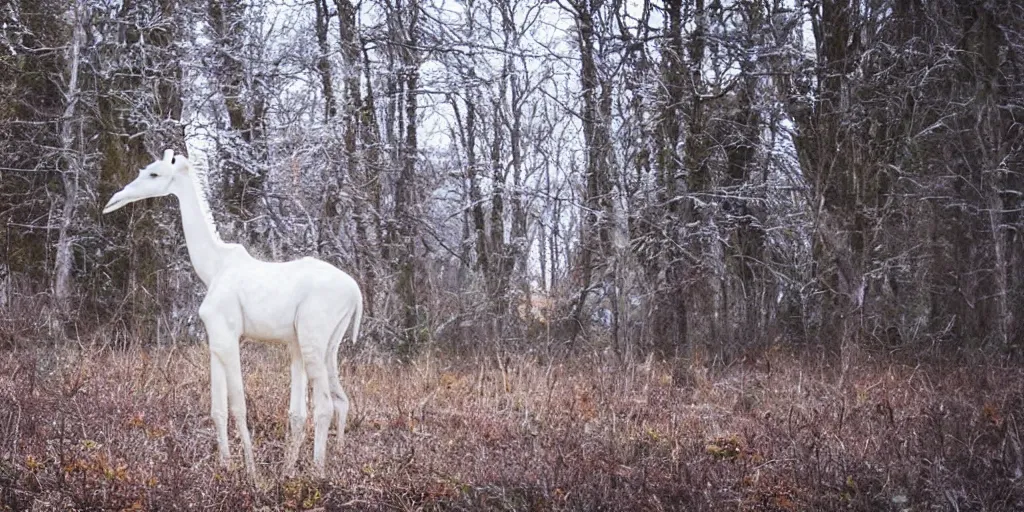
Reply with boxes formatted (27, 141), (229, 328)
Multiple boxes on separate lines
(184, 158), (222, 242)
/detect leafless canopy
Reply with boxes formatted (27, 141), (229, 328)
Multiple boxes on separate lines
(1, 0), (1023, 360)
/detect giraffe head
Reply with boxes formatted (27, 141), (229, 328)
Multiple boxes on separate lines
(103, 149), (190, 214)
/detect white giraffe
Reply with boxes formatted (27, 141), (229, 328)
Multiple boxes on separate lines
(103, 149), (362, 478)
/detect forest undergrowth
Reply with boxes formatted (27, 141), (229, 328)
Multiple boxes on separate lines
(0, 341), (1022, 511)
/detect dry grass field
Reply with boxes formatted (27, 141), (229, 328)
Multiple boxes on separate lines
(0, 342), (1022, 511)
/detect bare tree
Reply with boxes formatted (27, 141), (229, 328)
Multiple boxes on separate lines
(2, 0), (1023, 358)
(207, 0), (268, 242)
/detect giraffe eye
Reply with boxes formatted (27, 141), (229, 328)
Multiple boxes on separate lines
(150, 173), (159, 178)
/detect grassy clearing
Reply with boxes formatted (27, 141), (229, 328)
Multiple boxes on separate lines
(0, 343), (1022, 511)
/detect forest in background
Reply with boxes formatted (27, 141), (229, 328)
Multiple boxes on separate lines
(2, 0), (1023, 362)
(3, 1), (1024, 508)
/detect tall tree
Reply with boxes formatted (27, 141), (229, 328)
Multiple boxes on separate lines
(379, 0), (423, 349)
(565, 0), (616, 342)
(207, 0), (267, 242)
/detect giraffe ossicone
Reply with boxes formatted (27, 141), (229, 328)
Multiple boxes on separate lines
(104, 148), (363, 478)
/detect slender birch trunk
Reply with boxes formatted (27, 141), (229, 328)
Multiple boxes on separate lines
(53, 1), (86, 309)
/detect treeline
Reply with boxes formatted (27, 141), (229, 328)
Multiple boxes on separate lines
(1, 0), (1022, 359)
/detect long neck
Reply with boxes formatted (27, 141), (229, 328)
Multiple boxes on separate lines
(173, 174), (227, 287)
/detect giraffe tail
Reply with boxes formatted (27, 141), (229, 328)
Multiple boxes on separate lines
(350, 294), (363, 344)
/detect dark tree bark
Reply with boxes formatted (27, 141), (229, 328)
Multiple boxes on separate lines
(314, 0), (336, 120)
(386, 0), (423, 349)
(567, 0), (615, 341)
(208, 0), (267, 240)
(647, 0), (688, 356)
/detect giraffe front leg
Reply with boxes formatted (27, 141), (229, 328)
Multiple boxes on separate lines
(209, 351), (230, 467)
(202, 298), (232, 470)
(202, 298), (255, 479)
(283, 342), (308, 477)
(220, 346), (257, 479)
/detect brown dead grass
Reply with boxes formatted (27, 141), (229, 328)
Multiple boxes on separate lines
(0, 342), (1022, 511)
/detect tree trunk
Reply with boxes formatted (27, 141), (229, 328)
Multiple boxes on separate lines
(52, 1), (86, 310)
(568, 0), (615, 341)
(208, 0), (266, 239)
(390, 0), (421, 349)
(315, 0), (336, 120)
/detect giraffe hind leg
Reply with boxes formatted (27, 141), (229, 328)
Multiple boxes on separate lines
(325, 311), (353, 454)
(295, 317), (334, 475)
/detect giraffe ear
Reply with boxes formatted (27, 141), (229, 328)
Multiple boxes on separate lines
(172, 154), (191, 172)
(163, 149), (174, 162)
